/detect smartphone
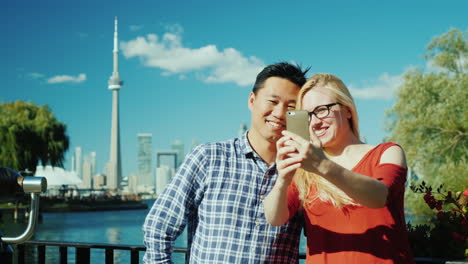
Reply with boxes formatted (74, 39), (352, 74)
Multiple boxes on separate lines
(286, 110), (310, 140)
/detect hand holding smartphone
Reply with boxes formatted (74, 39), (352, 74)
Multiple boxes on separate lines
(286, 110), (310, 140)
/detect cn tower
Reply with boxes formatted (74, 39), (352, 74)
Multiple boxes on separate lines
(107, 17), (123, 191)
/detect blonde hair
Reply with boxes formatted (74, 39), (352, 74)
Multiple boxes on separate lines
(295, 73), (360, 208)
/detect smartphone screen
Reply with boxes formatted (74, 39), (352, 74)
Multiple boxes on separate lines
(286, 110), (310, 140)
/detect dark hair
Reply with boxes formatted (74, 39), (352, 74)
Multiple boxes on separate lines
(252, 62), (309, 94)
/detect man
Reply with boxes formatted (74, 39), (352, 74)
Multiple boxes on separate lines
(143, 62), (309, 263)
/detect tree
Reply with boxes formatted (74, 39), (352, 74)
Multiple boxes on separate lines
(385, 28), (467, 219)
(0, 101), (69, 174)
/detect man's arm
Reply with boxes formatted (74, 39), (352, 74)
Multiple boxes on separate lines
(143, 145), (206, 263)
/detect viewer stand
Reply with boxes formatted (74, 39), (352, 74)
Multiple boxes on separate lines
(0, 167), (47, 263)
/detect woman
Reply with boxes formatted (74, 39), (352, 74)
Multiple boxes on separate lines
(264, 73), (414, 263)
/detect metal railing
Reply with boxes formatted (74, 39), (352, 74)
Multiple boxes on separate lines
(14, 240), (189, 264)
(11, 240), (451, 264)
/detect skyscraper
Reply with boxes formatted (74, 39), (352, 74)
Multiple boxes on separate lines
(155, 166), (173, 195)
(82, 159), (93, 189)
(107, 17), (123, 191)
(155, 150), (177, 195)
(137, 133), (153, 187)
(81, 152), (96, 189)
(72, 146), (82, 179)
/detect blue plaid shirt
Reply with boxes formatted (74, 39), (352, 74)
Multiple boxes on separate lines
(143, 133), (303, 263)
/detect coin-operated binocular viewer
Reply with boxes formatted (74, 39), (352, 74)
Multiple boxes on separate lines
(0, 167), (47, 260)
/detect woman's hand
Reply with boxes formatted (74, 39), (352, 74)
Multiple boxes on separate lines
(281, 130), (328, 175)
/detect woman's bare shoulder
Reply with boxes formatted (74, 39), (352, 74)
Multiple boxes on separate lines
(380, 145), (407, 167)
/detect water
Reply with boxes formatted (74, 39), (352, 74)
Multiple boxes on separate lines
(1, 200), (306, 263)
(0, 200), (187, 263)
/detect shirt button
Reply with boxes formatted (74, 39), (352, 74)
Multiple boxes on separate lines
(255, 220), (260, 226)
(260, 195), (264, 200)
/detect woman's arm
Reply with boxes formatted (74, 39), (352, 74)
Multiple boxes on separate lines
(316, 159), (389, 208)
(283, 131), (407, 209)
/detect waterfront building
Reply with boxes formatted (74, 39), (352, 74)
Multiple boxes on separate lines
(171, 140), (185, 168)
(156, 151), (177, 170)
(71, 154), (75, 173)
(90, 152), (96, 177)
(128, 173), (138, 194)
(106, 17), (124, 191)
(137, 133), (153, 188)
(72, 146), (82, 179)
(81, 159), (93, 189)
(155, 165), (174, 195)
(34, 165), (82, 196)
(93, 174), (107, 190)
(155, 150), (177, 194)
(81, 152), (96, 189)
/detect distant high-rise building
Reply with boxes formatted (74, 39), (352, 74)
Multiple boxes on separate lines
(128, 173), (138, 194)
(156, 166), (174, 195)
(171, 140), (184, 168)
(156, 151), (177, 170)
(156, 150), (177, 193)
(82, 160), (93, 189)
(71, 155), (75, 172)
(107, 17), (124, 191)
(73, 147), (82, 179)
(93, 174), (106, 189)
(90, 152), (96, 175)
(238, 122), (248, 137)
(81, 152), (96, 189)
(137, 133), (153, 187)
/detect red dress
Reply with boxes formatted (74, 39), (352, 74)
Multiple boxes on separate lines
(287, 143), (415, 264)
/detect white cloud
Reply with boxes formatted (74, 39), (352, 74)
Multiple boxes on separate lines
(29, 72), (45, 79)
(348, 73), (403, 100)
(120, 26), (265, 87)
(349, 55), (467, 100)
(129, 25), (143, 31)
(47, 73), (87, 84)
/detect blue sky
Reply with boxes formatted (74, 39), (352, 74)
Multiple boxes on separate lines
(2, 0), (467, 178)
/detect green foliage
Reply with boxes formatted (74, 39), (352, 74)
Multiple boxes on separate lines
(0, 101), (69, 173)
(407, 183), (467, 259)
(385, 28), (468, 218)
(424, 28), (468, 74)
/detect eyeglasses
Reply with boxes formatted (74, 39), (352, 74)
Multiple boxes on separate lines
(308, 103), (341, 120)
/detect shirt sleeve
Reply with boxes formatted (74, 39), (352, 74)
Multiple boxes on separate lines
(374, 163), (407, 203)
(142, 145), (207, 264)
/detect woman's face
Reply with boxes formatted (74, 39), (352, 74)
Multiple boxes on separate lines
(302, 87), (351, 148)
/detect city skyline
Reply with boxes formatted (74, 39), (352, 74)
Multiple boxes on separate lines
(2, 1), (467, 179)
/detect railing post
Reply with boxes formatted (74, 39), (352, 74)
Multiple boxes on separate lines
(185, 250), (190, 264)
(15, 244), (23, 264)
(105, 248), (114, 264)
(38, 245), (46, 264)
(75, 247), (90, 264)
(59, 246), (67, 264)
(130, 249), (139, 264)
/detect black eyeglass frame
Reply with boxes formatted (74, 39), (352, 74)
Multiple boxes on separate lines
(307, 102), (341, 120)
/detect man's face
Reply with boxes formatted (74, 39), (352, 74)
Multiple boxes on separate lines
(248, 77), (300, 144)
